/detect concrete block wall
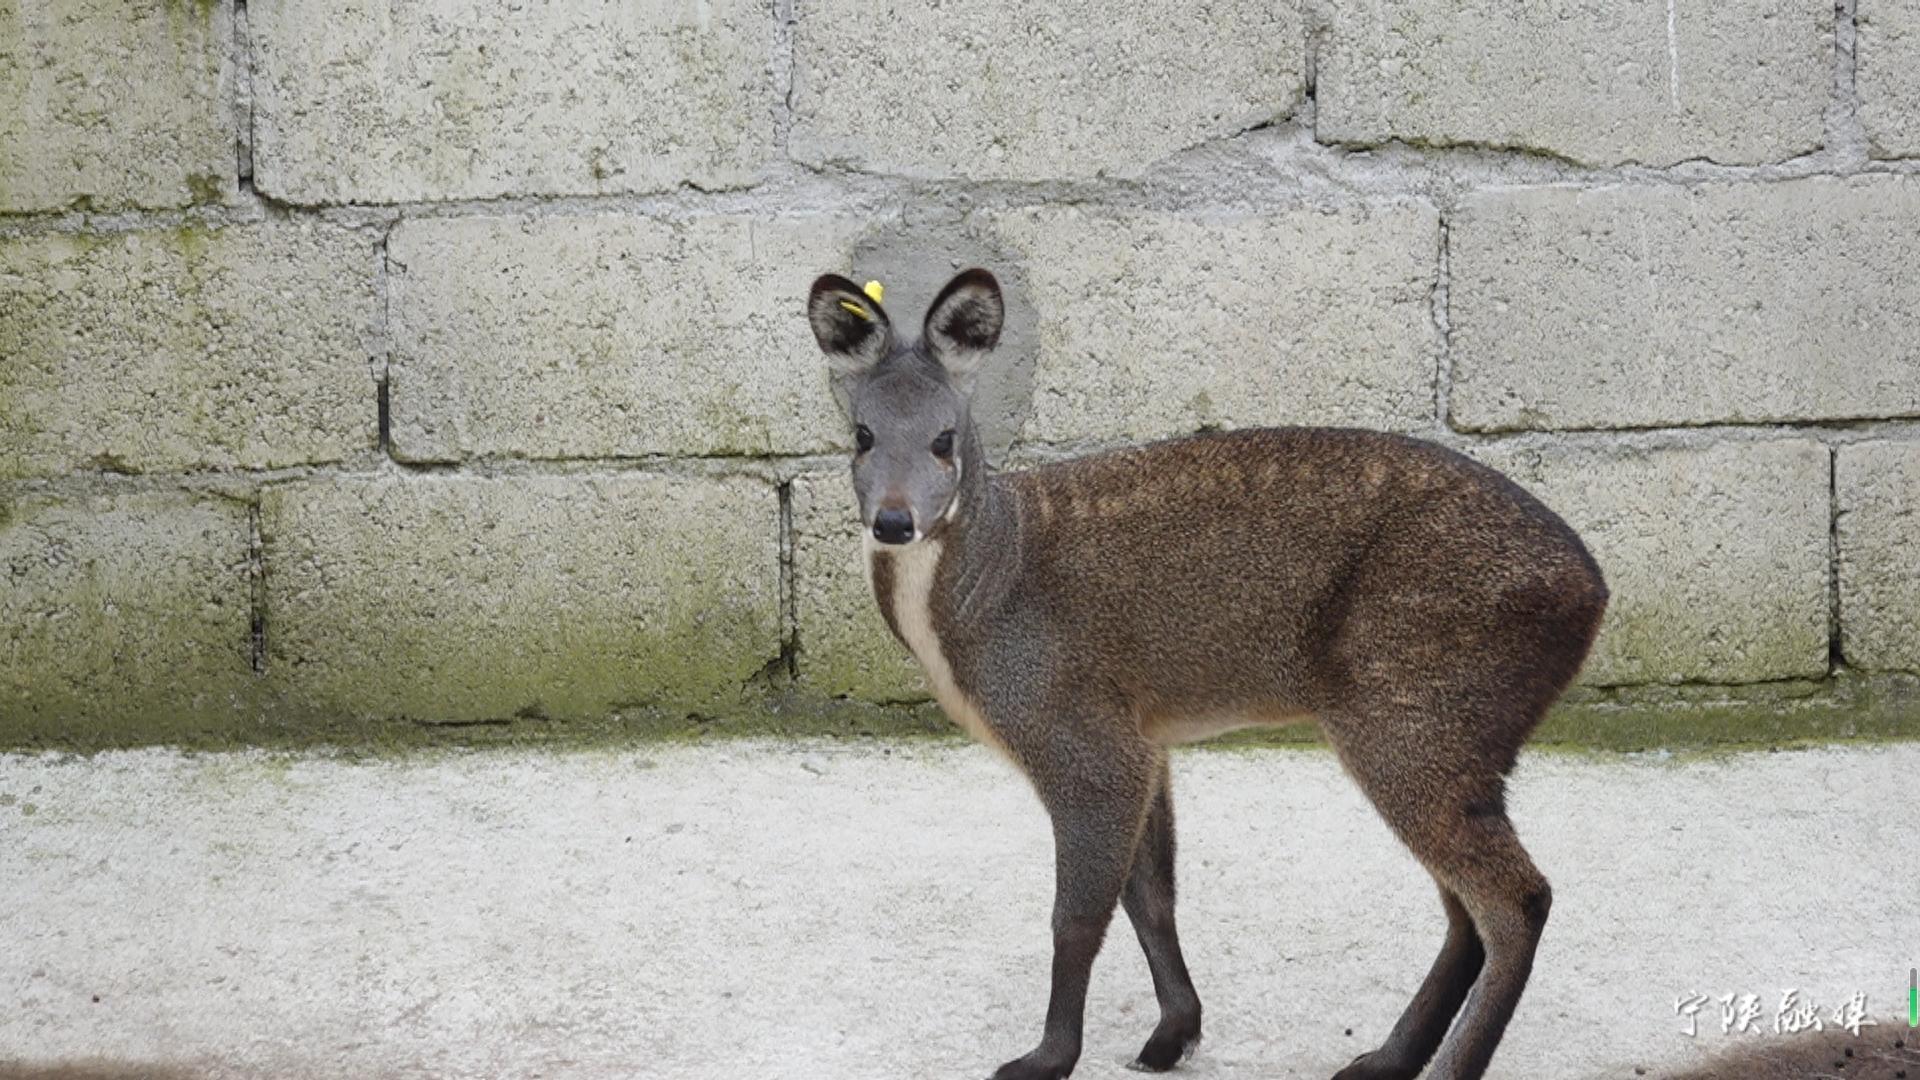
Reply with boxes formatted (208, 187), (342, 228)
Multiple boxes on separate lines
(2, 0), (1917, 746)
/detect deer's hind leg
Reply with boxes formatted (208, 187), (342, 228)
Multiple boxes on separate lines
(1321, 710), (1550, 1080)
(1122, 759), (1202, 1072)
(1332, 883), (1484, 1080)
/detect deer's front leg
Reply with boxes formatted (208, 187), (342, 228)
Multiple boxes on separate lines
(993, 739), (1160, 1080)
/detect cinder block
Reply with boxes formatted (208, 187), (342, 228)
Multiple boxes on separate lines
(789, 0), (1304, 180)
(0, 493), (254, 738)
(1838, 441), (1920, 671)
(0, 224), (378, 478)
(1859, 0), (1920, 157)
(0, 0), (235, 212)
(1476, 440), (1830, 686)
(1450, 177), (1920, 432)
(250, 0), (779, 204)
(388, 214), (861, 461)
(979, 205), (1439, 445)
(790, 470), (925, 702)
(1318, 0), (1829, 166)
(261, 474), (782, 721)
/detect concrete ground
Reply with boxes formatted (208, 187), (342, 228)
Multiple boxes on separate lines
(1, 741), (1913, 1080)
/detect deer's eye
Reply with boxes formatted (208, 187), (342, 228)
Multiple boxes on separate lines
(855, 425), (874, 452)
(930, 429), (955, 458)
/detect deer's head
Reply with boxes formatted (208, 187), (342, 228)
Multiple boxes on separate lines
(807, 269), (1005, 545)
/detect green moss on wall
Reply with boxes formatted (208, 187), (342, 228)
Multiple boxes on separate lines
(2, 675), (1914, 757)
(184, 172), (224, 204)
(1538, 676), (1920, 750)
(160, 0), (222, 30)
(0, 686), (955, 756)
(1585, 601), (1824, 686)
(168, 222), (213, 261)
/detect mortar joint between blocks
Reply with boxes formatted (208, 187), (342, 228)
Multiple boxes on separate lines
(777, 478), (800, 683)
(1827, 442), (1844, 674)
(234, 0), (255, 186)
(374, 220), (399, 462)
(1432, 212), (1455, 435)
(1827, 0), (1868, 165)
(248, 498), (267, 676)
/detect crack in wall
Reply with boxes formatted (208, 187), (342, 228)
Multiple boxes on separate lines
(233, 0), (254, 185)
(1301, 0), (1329, 125)
(374, 220), (398, 462)
(773, 0), (799, 158)
(1827, 0), (1869, 163)
(1828, 443), (1845, 673)
(248, 498), (266, 675)
(377, 378), (392, 456)
(777, 479), (798, 682)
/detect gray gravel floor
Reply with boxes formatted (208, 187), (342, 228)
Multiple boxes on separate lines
(1, 742), (1914, 1080)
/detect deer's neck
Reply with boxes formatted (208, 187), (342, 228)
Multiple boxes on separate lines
(865, 423), (1018, 755)
(931, 422), (1020, 630)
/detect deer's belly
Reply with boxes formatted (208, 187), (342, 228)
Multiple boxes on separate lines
(1144, 708), (1317, 746)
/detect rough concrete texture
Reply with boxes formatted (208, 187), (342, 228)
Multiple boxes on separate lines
(259, 474), (781, 723)
(250, 0), (778, 204)
(981, 205), (1439, 446)
(789, 470), (925, 701)
(1838, 441), (1920, 672)
(0, 223), (379, 478)
(6, 0), (1918, 739)
(789, 0), (1303, 180)
(1450, 177), (1920, 432)
(1476, 440), (1830, 686)
(388, 214), (861, 462)
(1858, 0), (1920, 157)
(1317, 0), (1830, 166)
(1, 742), (1913, 1079)
(0, 0), (235, 213)
(0, 493), (251, 740)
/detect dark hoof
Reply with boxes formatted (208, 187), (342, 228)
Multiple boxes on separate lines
(1129, 1020), (1201, 1072)
(990, 1048), (1078, 1080)
(1331, 1049), (1420, 1080)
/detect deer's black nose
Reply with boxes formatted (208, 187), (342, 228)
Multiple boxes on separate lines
(872, 508), (915, 545)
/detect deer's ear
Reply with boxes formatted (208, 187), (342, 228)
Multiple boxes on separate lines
(923, 268), (1003, 389)
(808, 274), (893, 378)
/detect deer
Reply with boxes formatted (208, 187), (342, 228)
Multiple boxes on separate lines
(805, 268), (1610, 1080)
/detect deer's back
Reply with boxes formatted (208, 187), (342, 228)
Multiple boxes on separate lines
(996, 428), (1607, 732)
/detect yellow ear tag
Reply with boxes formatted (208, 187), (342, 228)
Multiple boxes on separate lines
(838, 280), (885, 322)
